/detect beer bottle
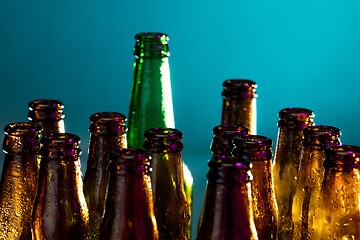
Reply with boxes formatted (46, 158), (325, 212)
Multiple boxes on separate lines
(127, 32), (193, 237)
(233, 135), (278, 240)
(291, 125), (341, 239)
(210, 124), (249, 158)
(196, 157), (258, 240)
(143, 128), (189, 240)
(28, 99), (65, 134)
(32, 133), (88, 240)
(221, 79), (257, 134)
(99, 148), (159, 240)
(83, 112), (127, 240)
(0, 122), (42, 240)
(313, 145), (360, 239)
(272, 107), (314, 240)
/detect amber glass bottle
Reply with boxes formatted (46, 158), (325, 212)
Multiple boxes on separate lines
(83, 112), (127, 240)
(0, 122), (42, 240)
(143, 128), (189, 240)
(272, 107), (314, 240)
(210, 124), (249, 158)
(312, 145), (360, 239)
(233, 135), (278, 240)
(291, 125), (341, 239)
(28, 99), (65, 134)
(196, 157), (258, 240)
(32, 133), (88, 240)
(221, 79), (257, 134)
(99, 148), (158, 240)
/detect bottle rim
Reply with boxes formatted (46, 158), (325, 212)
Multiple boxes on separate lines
(323, 145), (360, 171)
(233, 134), (273, 147)
(212, 124), (249, 136)
(28, 99), (64, 110)
(135, 32), (169, 42)
(4, 122), (43, 135)
(89, 112), (127, 123)
(144, 127), (183, 139)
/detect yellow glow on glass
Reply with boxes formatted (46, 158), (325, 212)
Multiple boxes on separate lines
(183, 163), (193, 187)
(160, 58), (175, 128)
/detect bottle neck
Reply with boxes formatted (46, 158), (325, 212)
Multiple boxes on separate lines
(197, 159), (257, 239)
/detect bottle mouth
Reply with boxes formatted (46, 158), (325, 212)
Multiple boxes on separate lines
(135, 32), (169, 43)
(144, 127), (183, 139)
(40, 133), (82, 160)
(233, 134), (273, 147)
(28, 99), (64, 110)
(323, 145), (360, 171)
(222, 79), (257, 99)
(90, 112), (127, 123)
(28, 99), (65, 121)
(108, 148), (151, 175)
(303, 125), (341, 148)
(4, 122), (43, 136)
(278, 107), (314, 128)
(212, 124), (249, 136)
(207, 157), (252, 184)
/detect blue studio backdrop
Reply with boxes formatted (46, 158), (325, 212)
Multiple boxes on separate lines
(1, 1), (360, 238)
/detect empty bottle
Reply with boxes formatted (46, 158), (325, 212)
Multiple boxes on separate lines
(32, 133), (88, 240)
(221, 79), (257, 134)
(127, 32), (193, 237)
(28, 99), (65, 134)
(312, 145), (360, 239)
(272, 107), (314, 240)
(99, 148), (159, 240)
(233, 135), (278, 239)
(196, 157), (258, 240)
(84, 112), (127, 240)
(143, 128), (189, 240)
(0, 122), (42, 240)
(291, 125), (341, 239)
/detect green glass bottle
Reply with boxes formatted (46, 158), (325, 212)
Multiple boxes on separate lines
(127, 32), (193, 238)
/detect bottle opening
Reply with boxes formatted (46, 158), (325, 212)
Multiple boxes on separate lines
(28, 99), (64, 110)
(222, 79), (257, 99)
(135, 32), (169, 43)
(303, 125), (341, 148)
(212, 124), (249, 137)
(90, 112), (127, 123)
(323, 145), (360, 171)
(278, 107), (314, 128)
(5, 122), (42, 136)
(144, 127), (183, 139)
(233, 135), (273, 147)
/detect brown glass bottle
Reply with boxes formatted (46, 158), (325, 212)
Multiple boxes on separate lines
(28, 99), (65, 134)
(83, 112), (127, 240)
(210, 124), (249, 158)
(143, 128), (189, 240)
(233, 135), (278, 240)
(291, 125), (341, 240)
(272, 107), (314, 240)
(196, 157), (258, 240)
(0, 122), (42, 240)
(32, 133), (88, 240)
(99, 148), (159, 240)
(221, 79), (257, 134)
(312, 145), (360, 239)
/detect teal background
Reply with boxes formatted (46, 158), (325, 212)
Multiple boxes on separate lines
(1, 1), (360, 238)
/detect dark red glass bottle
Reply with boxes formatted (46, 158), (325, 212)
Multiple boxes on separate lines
(83, 112), (127, 240)
(28, 99), (65, 134)
(196, 157), (258, 240)
(99, 148), (158, 240)
(0, 122), (42, 240)
(32, 133), (89, 240)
